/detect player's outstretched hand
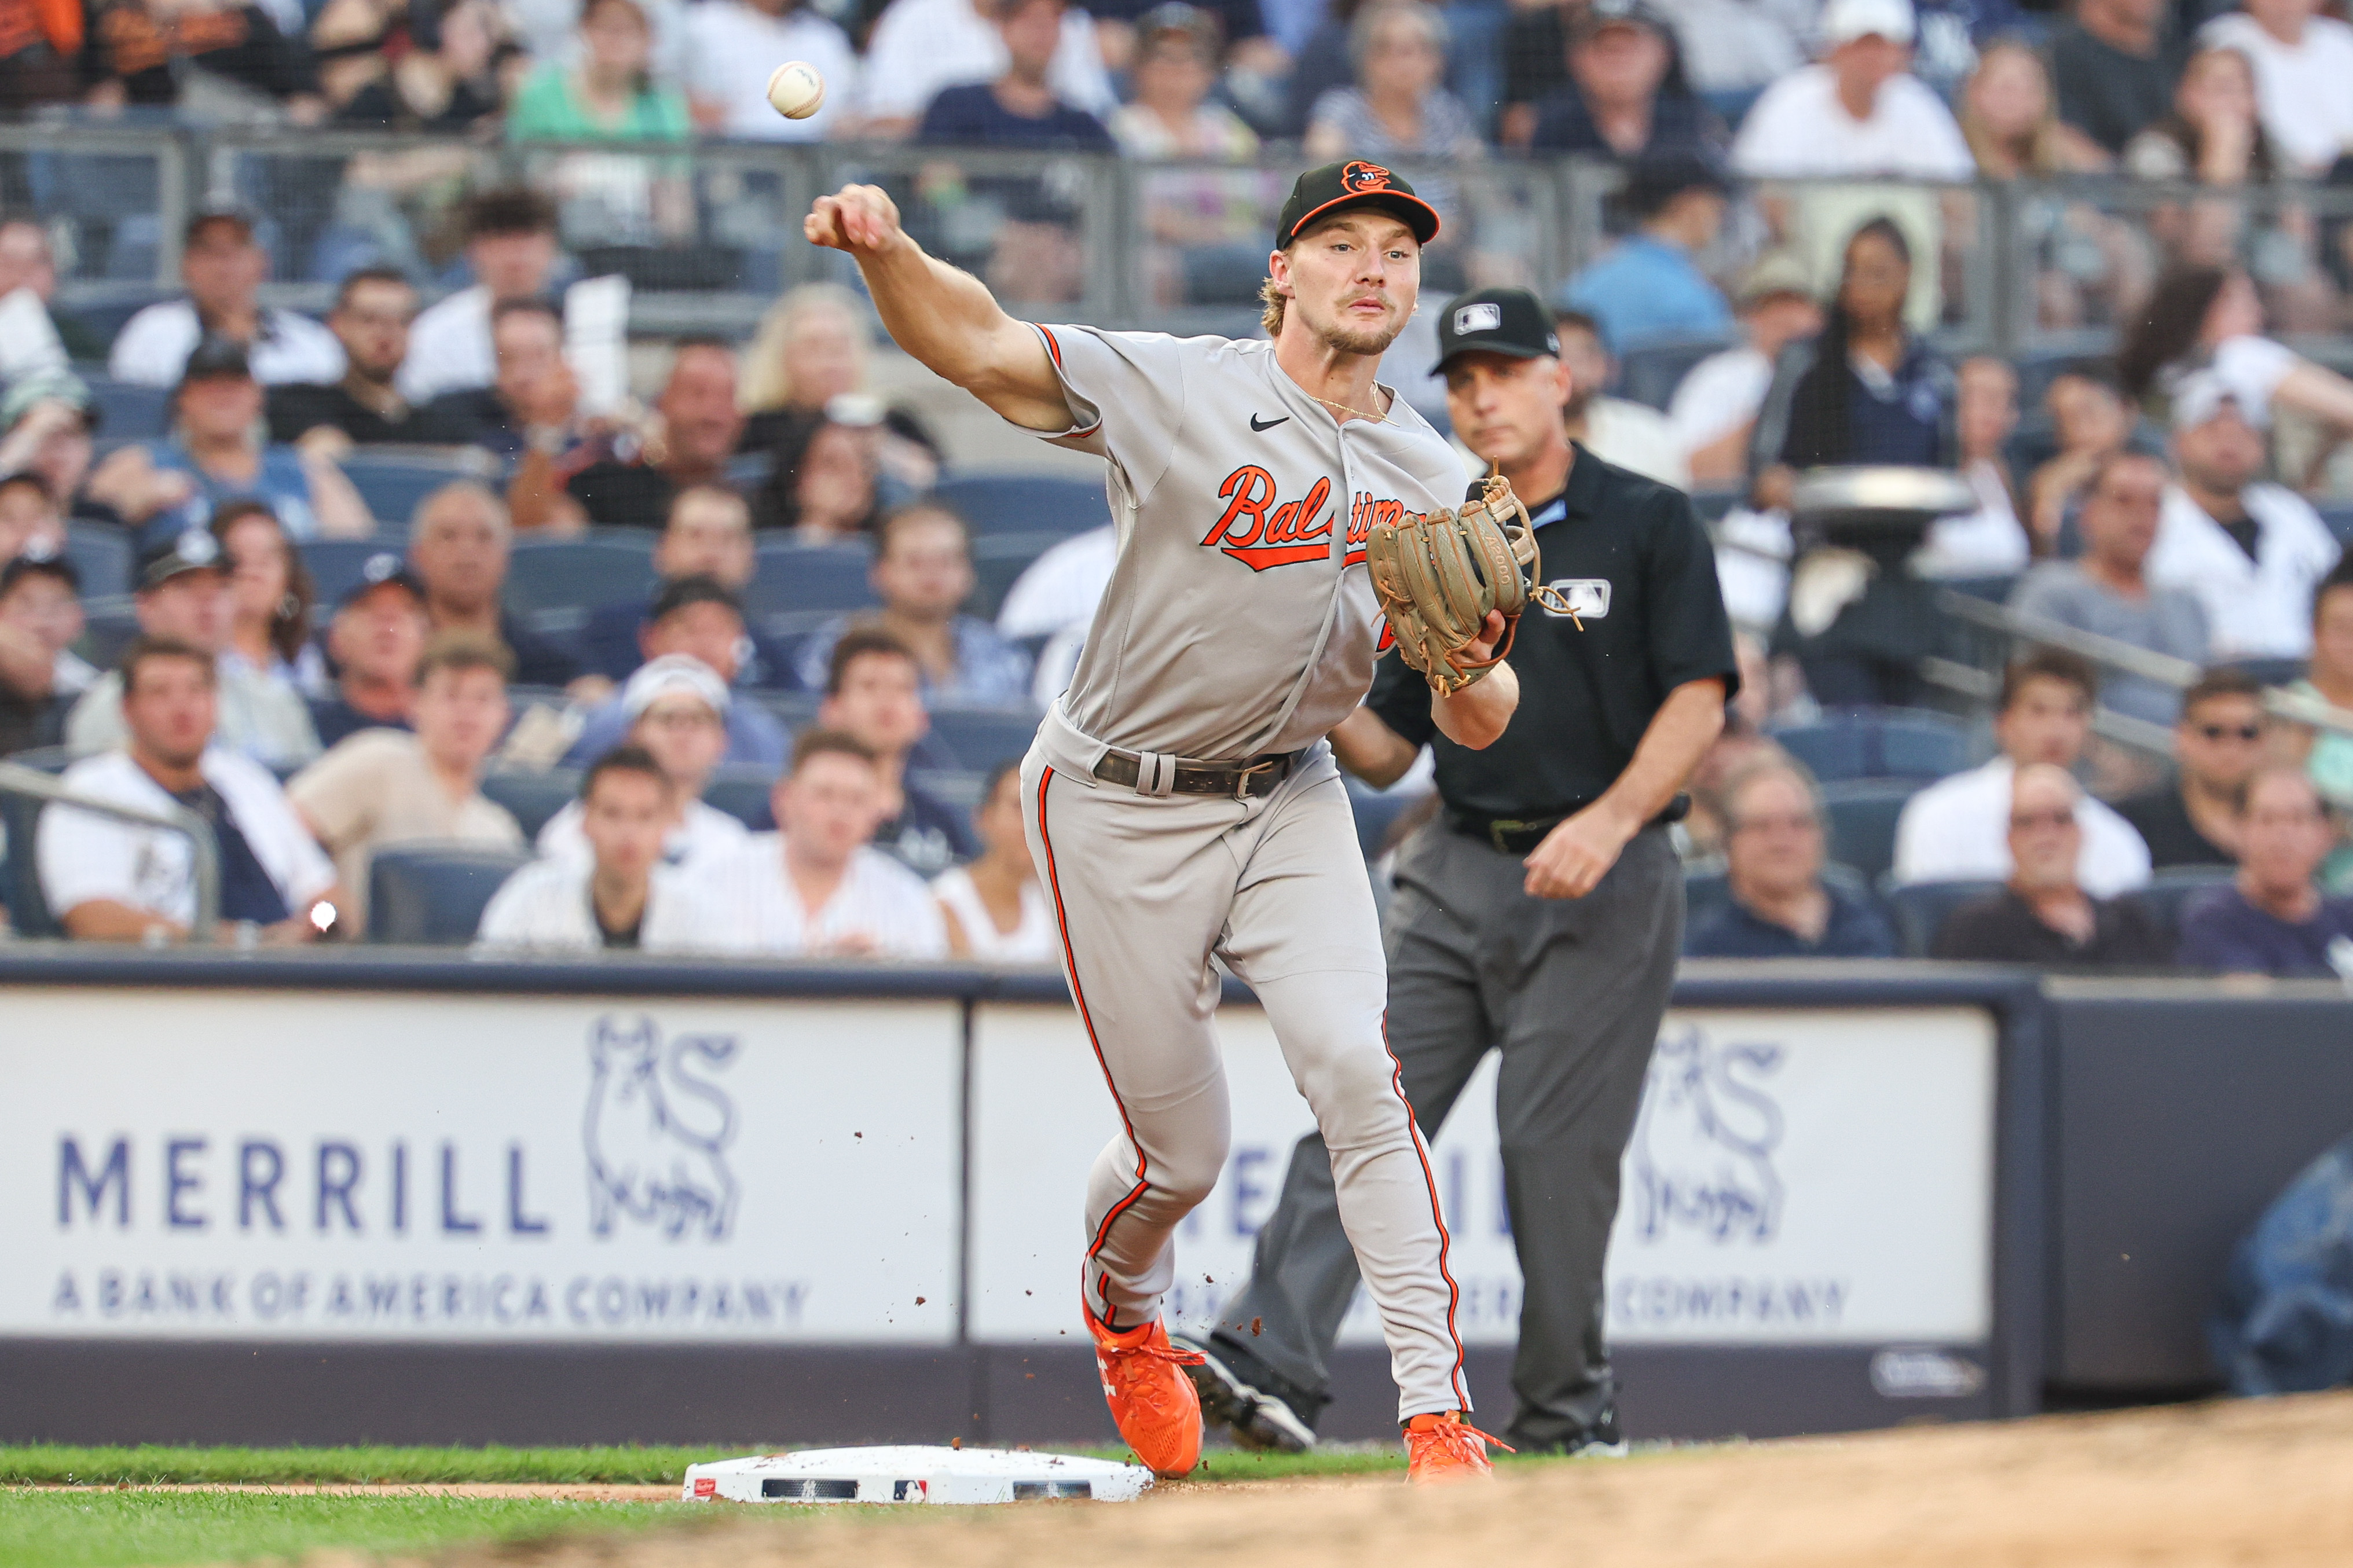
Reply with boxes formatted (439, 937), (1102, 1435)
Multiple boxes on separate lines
(805, 184), (906, 258)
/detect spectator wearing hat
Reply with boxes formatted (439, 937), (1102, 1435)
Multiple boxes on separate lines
(0, 461), (65, 567)
(0, 216), (107, 361)
(0, 545), (80, 755)
(308, 552), (431, 747)
(580, 485), (790, 686)
(1557, 154), (1733, 354)
(1729, 0), (1974, 181)
(405, 480), (591, 693)
(212, 501), (327, 703)
(2178, 766), (2353, 976)
(1684, 757), (1898, 958)
(1893, 650), (2152, 894)
(1933, 762), (2173, 968)
(477, 746), (720, 952)
(1303, 2), (1482, 166)
(792, 502), (1032, 706)
(2007, 452), (2211, 728)
(2201, 0), (2353, 178)
(917, 0), (1113, 148)
(1109, 5), (1260, 160)
(683, 0), (855, 141)
(1527, 0), (1724, 163)
(41, 636), (340, 943)
(2115, 667), (2270, 869)
(565, 576), (789, 769)
(85, 337), (372, 550)
(563, 340), (747, 531)
(697, 727), (949, 960)
(288, 631), (524, 937)
(2049, 0), (2177, 157)
(268, 269), (468, 453)
(1666, 252), (1822, 486)
(2147, 376), (2343, 663)
(538, 655), (751, 873)
(65, 533), (321, 770)
(1551, 307), (1688, 489)
(401, 188), (562, 406)
(812, 627), (974, 876)
(107, 205), (344, 390)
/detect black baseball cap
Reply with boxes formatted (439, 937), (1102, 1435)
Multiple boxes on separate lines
(1623, 151), (1730, 218)
(179, 335), (254, 387)
(338, 550), (426, 611)
(1431, 287), (1560, 374)
(648, 573), (744, 624)
(138, 529), (228, 592)
(183, 197), (258, 247)
(1571, 0), (1673, 43)
(1, 538), (79, 596)
(1276, 160), (1442, 249)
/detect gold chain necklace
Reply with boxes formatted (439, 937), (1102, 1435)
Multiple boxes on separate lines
(1309, 391), (1389, 425)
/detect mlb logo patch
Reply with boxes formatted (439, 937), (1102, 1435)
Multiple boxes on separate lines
(1453, 303), (1503, 335)
(1546, 578), (1611, 619)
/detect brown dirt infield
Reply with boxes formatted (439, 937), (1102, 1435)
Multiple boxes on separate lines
(388, 1389), (2353, 1567)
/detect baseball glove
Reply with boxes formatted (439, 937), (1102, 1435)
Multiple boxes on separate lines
(1366, 473), (1572, 696)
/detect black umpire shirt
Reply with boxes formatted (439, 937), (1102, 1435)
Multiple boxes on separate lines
(1366, 445), (1739, 823)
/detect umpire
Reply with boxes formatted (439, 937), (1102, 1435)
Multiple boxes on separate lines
(1183, 287), (1738, 1455)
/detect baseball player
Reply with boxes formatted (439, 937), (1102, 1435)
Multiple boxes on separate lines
(805, 162), (1515, 1482)
(1183, 287), (1738, 1456)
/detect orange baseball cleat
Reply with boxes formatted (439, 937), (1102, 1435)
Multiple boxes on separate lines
(1085, 1304), (1206, 1477)
(1404, 1411), (1509, 1482)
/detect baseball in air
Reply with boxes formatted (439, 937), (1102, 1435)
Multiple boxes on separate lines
(766, 61), (825, 120)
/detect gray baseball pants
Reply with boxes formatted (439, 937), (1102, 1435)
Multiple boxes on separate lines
(1021, 742), (1471, 1423)
(1208, 819), (1683, 1450)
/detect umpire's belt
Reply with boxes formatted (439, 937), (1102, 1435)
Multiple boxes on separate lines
(1447, 793), (1691, 855)
(1093, 747), (1301, 799)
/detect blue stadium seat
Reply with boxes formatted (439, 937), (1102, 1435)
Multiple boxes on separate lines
(0, 746), (74, 938)
(1820, 779), (1919, 884)
(479, 769), (581, 842)
(505, 535), (658, 616)
(746, 542), (877, 637)
(2138, 865), (2238, 936)
(1882, 877), (2001, 958)
(702, 764), (779, 832)
(368, 843), (535, 944)
(1616, 337), (1735, 412)
(2318, 504), (2353, 549)
(1772, 708), (1973, 784)
(1683, 866), (1730, 931)
(925, 705), (1042, 773)
(908, 767), (985, 813)
(969, 531), (1065, 622)
(1346, 777), (1432, 862)
(301, 537), (407, 609)
(78, 604), (140, 670)
(339, 451), (490, 530)
(749, 689), (822, 733)
(64, 523), (133, 600)
(83, 377), (170, 442)
(930, 474), (1111, 538)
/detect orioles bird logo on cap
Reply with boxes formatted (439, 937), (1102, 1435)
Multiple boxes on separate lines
(1342, 161), (1393, 193)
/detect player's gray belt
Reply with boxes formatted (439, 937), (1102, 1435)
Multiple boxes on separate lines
(1447, 794), (1691, 856)
(1093, 747), (1302, 799)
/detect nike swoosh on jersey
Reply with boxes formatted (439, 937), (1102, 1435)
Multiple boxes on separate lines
(1249, 413), (1289, 432)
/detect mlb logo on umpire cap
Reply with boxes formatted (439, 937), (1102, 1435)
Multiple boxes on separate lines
(1453, 303), (1503, 335)
(1432, 286), (1561, 374)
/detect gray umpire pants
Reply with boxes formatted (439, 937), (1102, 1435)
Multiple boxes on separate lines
(1208, 817), (1683, 1449)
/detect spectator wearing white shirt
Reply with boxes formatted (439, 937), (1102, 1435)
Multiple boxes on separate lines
(539, 655), (751, 872)
(108, 205), (345, 390)
(2201, 0), (2353, 177)
(39, 636), (340, 942)
(397, 189), (562, 405)
(932, 759), (1056, 962)
(701, 728), (949, 959)
(1893, 649), (2153, 894)
(857, 0), (1116, 137)
(1916, 355), (2032, 579)
(2147, 376), (2343, 662)
(1729, 0), (1976, 181)
(2118, 265), (2353, 439)
(684, 0), (856, 141)
(477, 745), (717, 952)
(67, 533), (322, 770)
(1667, 252), (1821, 487)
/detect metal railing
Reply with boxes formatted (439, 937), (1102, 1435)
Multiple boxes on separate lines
(0, 761), (220, 942)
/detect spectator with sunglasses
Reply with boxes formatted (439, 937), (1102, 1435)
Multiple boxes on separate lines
(1934, 763), (2172, 968)
(2115, 669), (2270, 870)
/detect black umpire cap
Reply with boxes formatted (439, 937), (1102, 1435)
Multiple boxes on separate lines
(1276, 160), (1442, 249)
(1431, 287), (1559, 374)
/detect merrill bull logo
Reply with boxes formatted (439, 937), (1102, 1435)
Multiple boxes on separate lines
(585, 1015), (742, 1241)
(1628, 1024), (1786, 1243)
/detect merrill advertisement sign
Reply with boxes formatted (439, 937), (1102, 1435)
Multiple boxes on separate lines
(0, 992), (964, 1343)
(968, 1004), (1996, 1346)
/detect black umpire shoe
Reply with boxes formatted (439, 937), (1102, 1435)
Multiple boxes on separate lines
(1508, 1407), (1630, 1459)
(1170, 1332), (1319, 1454)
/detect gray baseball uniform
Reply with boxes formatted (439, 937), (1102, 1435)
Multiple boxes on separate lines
(1017, 322), (1473, 1421)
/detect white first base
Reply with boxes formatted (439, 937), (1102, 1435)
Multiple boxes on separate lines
(682, 1446), (1154, 1505)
